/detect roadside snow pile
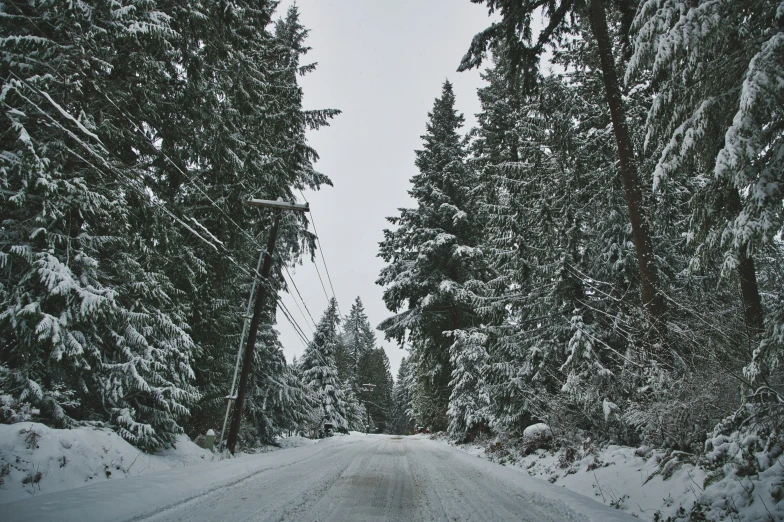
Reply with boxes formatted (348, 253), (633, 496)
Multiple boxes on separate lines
(0, 422), (215, 504)
(442, 435), (784, 521)
(277, 434), (318, 449)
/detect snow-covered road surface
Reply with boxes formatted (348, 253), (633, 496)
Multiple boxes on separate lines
(2, 434), (635, 521)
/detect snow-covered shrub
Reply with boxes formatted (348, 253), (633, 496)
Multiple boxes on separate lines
(622, 361), (739, 452)
(0, 367), (39, 424)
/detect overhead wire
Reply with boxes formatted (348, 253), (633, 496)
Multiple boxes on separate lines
(276, 296), (311, 347)
(13, 74), (318, 350)
(98, 84), (321, 344)
(278, 272), (316, 336)
(298, 190), (342, 317)
(278, 260), (318, 329)
(88, 83), (321, 340)
(7, 77), (253, 276)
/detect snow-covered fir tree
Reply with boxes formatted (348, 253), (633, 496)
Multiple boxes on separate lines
(389, 357), (416, 435)
(0, 0), (199, 450)
(162, 4), (337, 440)
(0, 0), (337, 449)
(626, 0), (784, 471)
(629, 0), (783, 359)
(300, 299), (348, 430)
(333, 297), (394, 432)
(377, 81), (488, 432)
(356, 346), (394, 433)
(242, 319), (318, 446)
(447, 330), (489, 442)
(461, 0), (668, 332)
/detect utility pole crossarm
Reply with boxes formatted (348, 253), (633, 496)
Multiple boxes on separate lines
(246, 199), (310, 212)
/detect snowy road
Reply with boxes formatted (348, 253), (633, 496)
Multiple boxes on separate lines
(2, 434), (635, 522)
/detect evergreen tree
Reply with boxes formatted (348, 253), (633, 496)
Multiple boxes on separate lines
(461, 0), (668, 333)
(356, 347), (394, 432)
(336, 297), (394, 432)
(389, 357), (417, 435)
(629, 0), (783, 357)
(626, 0), (784, 463)
(160, 3), (338, 438)
(0, 0), (338, 450)
(340, 383), (367, 432)
(377, 81), (487, 431)
(447, 330), (489, 442)
(300, 299), (348, 430)
(0, 0), (198, 450)
(340, 297), (376, 386)
(242, 320), (317, 446)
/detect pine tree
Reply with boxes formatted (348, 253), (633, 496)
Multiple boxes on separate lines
(340, 297), (376, 386)
(356, 347), (394, 432)
(242, 321), (317, 446)
(626, 0), (784, 462)
(300, 299), (348, 430)
(629, 0), (783, 352)
(0, 0), (199, 450)
(389, 357), (416, 435)
(447, 330), (489, 442)
(461, 0), (668, 333)
(337, 297), (393, 432)
(463, 42), (652, 440)
(0, 0), (338, 450)
(340, 383), (367, 432)
(378, 81), (487, 431)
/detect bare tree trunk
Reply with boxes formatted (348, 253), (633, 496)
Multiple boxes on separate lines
(587, 0), (667, 332)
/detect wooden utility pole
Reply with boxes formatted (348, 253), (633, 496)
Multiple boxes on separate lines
(360, 383), (376, 435)
(226, 198), (309, 454)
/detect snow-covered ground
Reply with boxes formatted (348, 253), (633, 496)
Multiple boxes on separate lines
(1, 428), (636, 522)
(0, 422), (317, 505)
(3, 423), (779, 521)
(0, 422), (218, 505)
(434, 433), (784, 522)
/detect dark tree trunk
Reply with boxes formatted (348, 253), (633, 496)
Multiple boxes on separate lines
(587, 0), (667, 331)
(737, 251), (764, 338)
(726, 188), (765, 338)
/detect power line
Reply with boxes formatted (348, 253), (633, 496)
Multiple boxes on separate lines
(8, 77), (258, 281)
(278, 284), (315, 337)
(276, 296), (310, 347)
(312, 253), (333, 307)
(96, 85), (323, 344)
(278, 260), (318, 329)
(299, 190), (342, 317)
(15, 74), (322, 355)
(12, 73), (318, 354)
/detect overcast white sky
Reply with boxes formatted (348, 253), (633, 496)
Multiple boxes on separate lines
(274, 0), (495, 378)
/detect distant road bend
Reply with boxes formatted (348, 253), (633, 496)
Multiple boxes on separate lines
(3, 435), (635, 522)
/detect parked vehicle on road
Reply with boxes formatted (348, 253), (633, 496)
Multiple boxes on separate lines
(319, 423), (335, 438)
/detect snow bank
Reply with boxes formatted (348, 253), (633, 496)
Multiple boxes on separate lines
(0, 422), (358, 506)
(0, 422), (215, 504)
(439, 437), (784, 521)
(277, 434), (317, 449)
